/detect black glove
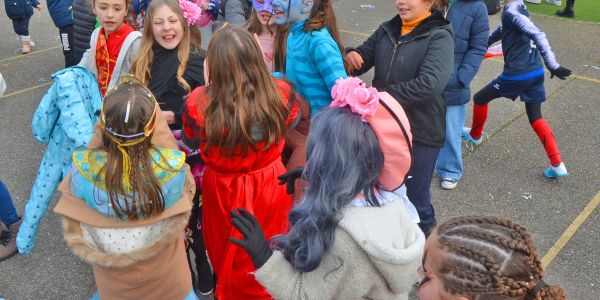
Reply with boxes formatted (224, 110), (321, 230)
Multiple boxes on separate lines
(229, 208), (272, 269)
(550, 66), (572, 80)
(277, 167), (304, 195)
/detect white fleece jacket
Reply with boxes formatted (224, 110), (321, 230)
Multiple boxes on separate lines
(255, 200), (425, 300)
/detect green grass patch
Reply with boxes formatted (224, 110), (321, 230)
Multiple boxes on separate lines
(524, 0), (600, 23)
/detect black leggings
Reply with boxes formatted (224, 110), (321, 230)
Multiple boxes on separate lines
(187, 189), (215, 294)
(473, 83), (543, 124)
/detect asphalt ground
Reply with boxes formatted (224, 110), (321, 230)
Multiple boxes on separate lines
(1, 1), (599, 299)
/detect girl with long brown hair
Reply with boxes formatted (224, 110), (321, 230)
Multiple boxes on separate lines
(181, 25), (300, 299)
(270, 0), (347, 116)
(54, 78), (197, 299)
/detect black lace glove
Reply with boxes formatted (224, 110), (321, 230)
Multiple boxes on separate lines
(229, 208), (272, 269)
(277, 167), (304, 195)
(550, 66), (572, 80)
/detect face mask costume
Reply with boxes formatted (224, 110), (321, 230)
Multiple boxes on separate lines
(272, 0), (306, 25)
(253, 0), (274, 13)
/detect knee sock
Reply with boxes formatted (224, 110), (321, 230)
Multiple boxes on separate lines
(470, 103), (488, 139)
(531, 118), (562, 166)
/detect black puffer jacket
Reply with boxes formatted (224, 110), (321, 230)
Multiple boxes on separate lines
(349, 10), (454, 147)
(72, 0), (96, 63)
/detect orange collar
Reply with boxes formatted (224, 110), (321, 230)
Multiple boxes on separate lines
(401, 12), (431, 37)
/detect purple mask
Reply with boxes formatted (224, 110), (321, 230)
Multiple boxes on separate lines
(252, 0), (274, 14)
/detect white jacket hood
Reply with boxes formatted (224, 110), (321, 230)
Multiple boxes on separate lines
(338, 199), (425, 294)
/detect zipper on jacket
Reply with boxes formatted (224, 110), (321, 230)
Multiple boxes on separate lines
(385, 41), (400, 86)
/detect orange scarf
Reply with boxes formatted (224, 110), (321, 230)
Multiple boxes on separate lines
(401, 12), (432, 36)
(95, 23), (134, 96)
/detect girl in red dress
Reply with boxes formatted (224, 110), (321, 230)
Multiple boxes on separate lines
(181, 25), (299, 299)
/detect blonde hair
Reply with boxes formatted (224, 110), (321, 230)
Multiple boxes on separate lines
(131, 0), (201, 92)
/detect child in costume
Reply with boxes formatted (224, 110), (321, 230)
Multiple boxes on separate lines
(16, 66), (102, 254)
(78, 0), (142, 96)
(271, 0), (347, 116)
(230, 77), (424, 299)
(131, 0), (213, 295)
(436, 0), (490, 190)
(462, 0), (571, 178)
(54, 78), (197, 300)
(4, 0), (42, 54)
(245, 0), (277, 71)
(181, 25), (300, 299)
(419, 216), (566, 299)
(345, 0), (454, 236)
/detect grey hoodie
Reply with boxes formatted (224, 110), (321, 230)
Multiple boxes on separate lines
(255, 200), (425, 300)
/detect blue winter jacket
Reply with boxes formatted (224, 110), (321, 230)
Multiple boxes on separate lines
(47, 0), (73, 28)
(443, 0), (489, 105)
(16, 66), (101, 254)
(4, 0), (40, 19)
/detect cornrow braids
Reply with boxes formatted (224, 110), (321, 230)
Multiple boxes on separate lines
(434, 216), (567, 300)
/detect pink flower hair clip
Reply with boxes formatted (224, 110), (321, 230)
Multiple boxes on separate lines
(179, 0), (219, 28)
(330, 77), (379, 121)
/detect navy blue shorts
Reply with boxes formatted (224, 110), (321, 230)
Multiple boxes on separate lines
(490, 73), (546, 103)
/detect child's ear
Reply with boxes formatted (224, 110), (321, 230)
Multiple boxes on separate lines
(301, 0), (314, 15)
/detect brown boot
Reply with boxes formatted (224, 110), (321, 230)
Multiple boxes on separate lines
(0, 218), (21, 261)
(22, 41), (31, 54)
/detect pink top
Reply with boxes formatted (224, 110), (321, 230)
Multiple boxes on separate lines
(256, 34), (275, 72)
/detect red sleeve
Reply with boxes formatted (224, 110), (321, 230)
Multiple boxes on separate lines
(274, 79), (300, 126)
(181, 87), (207, 149)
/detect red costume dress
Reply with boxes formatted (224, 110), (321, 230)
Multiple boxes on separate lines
(182, 79), (299, 299)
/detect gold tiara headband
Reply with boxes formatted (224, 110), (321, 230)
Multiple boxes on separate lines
(99, 75), (159, 188)
(99, 75), (158, 146)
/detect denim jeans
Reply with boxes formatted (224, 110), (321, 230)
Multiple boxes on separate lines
(436, 104), (467, 181)
(0, 180), (19, 226)
(406, 141), (441, 232)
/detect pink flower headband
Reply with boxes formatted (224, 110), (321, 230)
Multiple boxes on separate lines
(179, 0), (218, 27)
(330, 77), (379, 121)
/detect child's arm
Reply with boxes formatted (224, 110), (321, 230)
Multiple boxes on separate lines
(309, 37), (347, 92)
(56, 72), (98, 148)
(488, 24), (503, 47)
(457, 4), (490, 87)
(31, 0), (42, 10)
(506, 7), (561, 71)
(346, 25), (386, 75)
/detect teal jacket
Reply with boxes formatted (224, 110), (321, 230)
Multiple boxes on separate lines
(16, 66), (102, 254)
(285, 19), (347, 116)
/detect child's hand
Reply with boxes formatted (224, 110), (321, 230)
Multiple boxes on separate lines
(162, 110), (176, 125)
(345, 51), (364, 72)
(549, 66), (571, 80)
(35, 3), (43, 11)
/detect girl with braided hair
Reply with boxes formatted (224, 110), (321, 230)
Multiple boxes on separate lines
(419, 216), (566, 300)
(270, 0), (347, 116)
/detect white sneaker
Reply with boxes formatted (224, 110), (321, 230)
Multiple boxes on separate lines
(441, 179), (458, 190)
(526, 0), (542, 3)
(544, 163), (568, 178)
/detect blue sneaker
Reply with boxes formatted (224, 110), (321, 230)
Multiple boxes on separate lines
(462, 127), (483, 148)
(544, 163), (568, 178)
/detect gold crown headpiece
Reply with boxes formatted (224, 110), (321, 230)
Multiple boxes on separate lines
(99, 75), (158, 147)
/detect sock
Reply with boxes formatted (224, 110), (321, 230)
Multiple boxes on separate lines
(22, 35), (30, 42)
(470, 103), (488, 139)
(531, 118), (562, 166)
